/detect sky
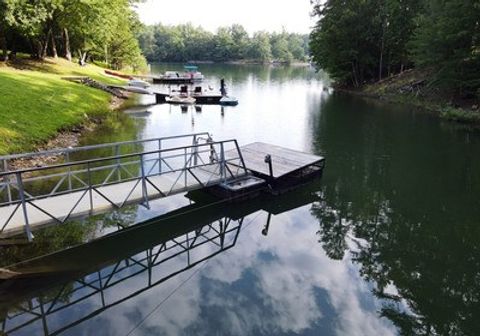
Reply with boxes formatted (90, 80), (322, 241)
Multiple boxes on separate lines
(135, 0), (315, 35)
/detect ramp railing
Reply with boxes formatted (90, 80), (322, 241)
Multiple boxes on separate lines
(0, 132), (212, 203)
(0, 216), (244, 336)
(0, 136), (248, 240)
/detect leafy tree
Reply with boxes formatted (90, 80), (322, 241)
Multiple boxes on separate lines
(409, 0), (480, 95)
(287, 33), (307, 62)
(0, 0), (11, 60)
(230, 24), (249, 59)
(213, 26), (235, 61)
(270, 31), (294, 64)
(248, 31), (272, 62)
(0, 0), (146, 70)
(310, 0), (420, 86)
(1, 0), (51, 59)
(310, 0), (380, 86)
(138, 23), (307, 64)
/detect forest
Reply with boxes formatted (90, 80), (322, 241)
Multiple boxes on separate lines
(0, 0), (146, 71)
(309, 0), (480, 97)
(137, 23), (310, 64)
(0, 2), (309, 68)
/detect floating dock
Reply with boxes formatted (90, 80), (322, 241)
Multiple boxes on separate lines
(228, 142), (324, 179)
(0, 134), (324, 241)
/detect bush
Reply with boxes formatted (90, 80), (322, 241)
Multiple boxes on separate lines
(440, 107), (480, 123)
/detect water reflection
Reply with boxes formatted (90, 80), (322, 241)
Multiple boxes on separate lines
(0, 214), (243, 335)
(2, 64), (479, 335)
(312, 93), (480, 335)
(150, 63), (330, 86)
(1, 182), (359, 336)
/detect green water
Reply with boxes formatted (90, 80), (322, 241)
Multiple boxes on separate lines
(1, 64), (479, 336)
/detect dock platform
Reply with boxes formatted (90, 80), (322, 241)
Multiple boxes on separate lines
(0, 135), (324, 241)
(227, 142), (324, 179)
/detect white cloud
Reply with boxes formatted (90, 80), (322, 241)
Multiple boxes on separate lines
(46, 208), (398, 336)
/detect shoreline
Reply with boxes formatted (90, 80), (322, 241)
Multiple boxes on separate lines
(335, 71), (480, 125)
(160, 60), (311, 66)
(7, 93), (131, 171)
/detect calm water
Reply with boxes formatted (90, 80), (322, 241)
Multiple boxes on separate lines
(1, 64), (480, 336)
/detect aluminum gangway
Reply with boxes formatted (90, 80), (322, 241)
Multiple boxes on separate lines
(0, 133), (248, 241)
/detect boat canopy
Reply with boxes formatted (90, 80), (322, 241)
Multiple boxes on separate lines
(184, 65), (199, 71)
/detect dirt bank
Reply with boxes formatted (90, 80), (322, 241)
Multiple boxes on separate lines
(338, 69), (480, 124)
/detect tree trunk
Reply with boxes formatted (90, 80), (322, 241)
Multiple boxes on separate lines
(51, 30), (58, 58)
(0, 27), (7, 61)
(42, 29), (51, 59)
(351, 62), (359, 88)
(36, 40), (44, 59)
(63, 28), (71, 61)
(378, 24), (385, 81)
(77, 50), (89, 65)
(104, 44), (108, 65)
(9, 36), (16, 60)
(80, 50), (87, 63)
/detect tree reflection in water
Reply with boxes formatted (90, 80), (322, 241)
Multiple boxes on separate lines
(311, 93), (480, 335)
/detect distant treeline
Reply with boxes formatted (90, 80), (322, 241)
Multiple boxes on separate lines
(310, 0), (480, 95)
(138, 24), (309, 64)
(0, 0), (146, 71)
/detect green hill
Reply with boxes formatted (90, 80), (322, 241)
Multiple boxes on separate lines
(0, 57), (125, 155)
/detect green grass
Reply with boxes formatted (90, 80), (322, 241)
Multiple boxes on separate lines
(0, 57), (126, 155)
(440, 107), (480, 123)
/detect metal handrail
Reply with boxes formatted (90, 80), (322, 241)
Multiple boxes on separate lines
(4, 148), (218, 184)
(0, 139), (238, 178)
(0, 132), (211, 169)
(0, 138), (247, 241)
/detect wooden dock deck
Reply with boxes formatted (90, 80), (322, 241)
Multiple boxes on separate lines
(226, 142), (325, 179)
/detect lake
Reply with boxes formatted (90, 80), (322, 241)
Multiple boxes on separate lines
(1, 64), (479, 336)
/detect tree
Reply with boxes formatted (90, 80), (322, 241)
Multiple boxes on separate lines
(1, 0), (50, 59)
(310, 0), (420, 86)
(230, 24), (249, 59)
(271, 31), (294, 64)
(138, 23), (307, 64)
(287, 33), (307, 62)
(310, 0), (380, 86)
(213, 27), (234, 61)
(248, 31), (272, 62)
(409, 0), (480, 95)
(0, 1), (10, 60)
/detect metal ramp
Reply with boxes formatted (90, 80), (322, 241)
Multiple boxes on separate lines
(0, 133), (248, 240)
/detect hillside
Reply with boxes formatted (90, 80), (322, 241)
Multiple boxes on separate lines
(0, 57), (125, 155)
(357, 69), (480, 124)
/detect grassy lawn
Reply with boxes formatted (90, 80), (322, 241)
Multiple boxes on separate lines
(0, 57), (125, 155)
